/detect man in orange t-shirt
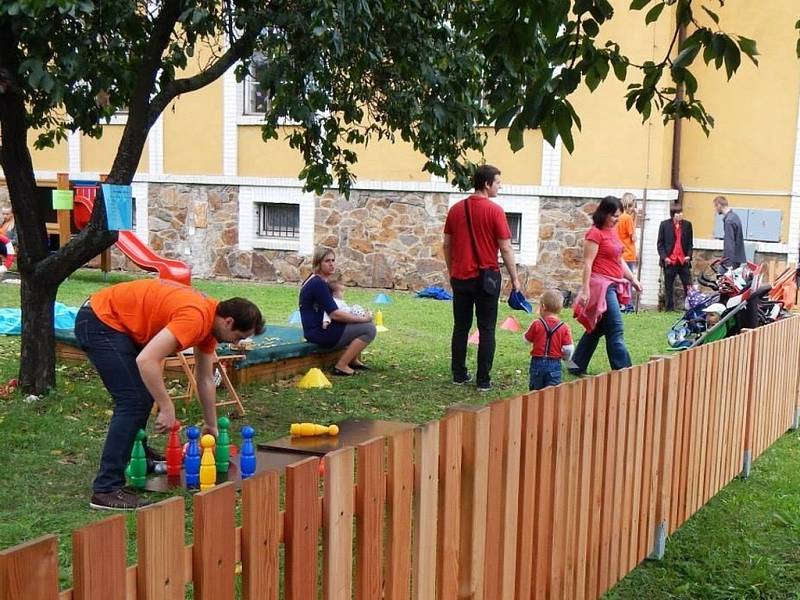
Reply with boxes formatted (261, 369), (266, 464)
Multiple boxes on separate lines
(75, 279), (264, 510)
(615, 193), (637, 311)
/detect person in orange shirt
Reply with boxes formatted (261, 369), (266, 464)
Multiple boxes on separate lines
(74, 279), (264, 510)
(615, 193), (637, 311)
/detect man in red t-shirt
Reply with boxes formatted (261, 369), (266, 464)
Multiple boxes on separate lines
(75, 279), (264, 510)
(443, 165), (521, 391)
(656, 208), (694, 311)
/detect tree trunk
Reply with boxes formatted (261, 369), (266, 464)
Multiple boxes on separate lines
(18, 275), (59, 393)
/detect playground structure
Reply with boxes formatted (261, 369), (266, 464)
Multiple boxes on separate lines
(46, 172), (191, 284)
(3, 316), (799, 599)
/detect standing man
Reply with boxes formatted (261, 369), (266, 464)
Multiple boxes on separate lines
(443, 164), (521, 392)
(713, 195), (746, 268)
(657, 208), (694, 311)
(75, 279), (264, 510)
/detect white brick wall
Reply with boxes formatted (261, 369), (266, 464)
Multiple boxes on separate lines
(540, 138), (561, 188)
(223, 68), (238, 177)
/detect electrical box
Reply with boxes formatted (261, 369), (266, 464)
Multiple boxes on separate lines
(712, 208), (782, 243)
(745, 209), (782, 242)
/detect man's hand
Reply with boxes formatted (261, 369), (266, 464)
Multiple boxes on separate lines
(632, 279), (643, 293)
(202, 423), (219, 438)
(154, 401), (177, 433)
(664, 258), (672, 266)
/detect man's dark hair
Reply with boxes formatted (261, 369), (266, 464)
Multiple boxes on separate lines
(592, 196), (623, 228)
(473, 164), (501, 191)
(670, 208), (683, 218)
(217, 298), (265, 335)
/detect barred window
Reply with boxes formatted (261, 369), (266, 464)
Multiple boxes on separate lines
(256, 202), (299, 239)
(243, 76), (270, 115)
(506, 212), (521, 251)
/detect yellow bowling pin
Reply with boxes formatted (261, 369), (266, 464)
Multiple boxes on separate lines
(199, 434), (217, 491)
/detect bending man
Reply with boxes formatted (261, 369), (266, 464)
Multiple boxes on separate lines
(75, 279), (263, 510)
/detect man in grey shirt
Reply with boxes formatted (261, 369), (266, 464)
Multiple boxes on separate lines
(713, 196), (746, 268)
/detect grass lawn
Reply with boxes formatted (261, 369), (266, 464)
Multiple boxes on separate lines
(0, 270), (798, 598)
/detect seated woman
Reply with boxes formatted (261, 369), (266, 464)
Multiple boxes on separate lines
(299, 247), (377, 376)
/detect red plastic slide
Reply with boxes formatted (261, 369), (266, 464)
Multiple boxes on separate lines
(72, 188), (191, 285)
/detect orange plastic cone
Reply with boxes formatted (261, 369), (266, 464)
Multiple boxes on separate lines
(500, 316), (522, 332)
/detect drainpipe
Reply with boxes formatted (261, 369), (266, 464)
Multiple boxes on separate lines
(670, 24), (687, 209)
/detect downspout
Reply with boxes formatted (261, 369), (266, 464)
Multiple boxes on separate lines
(670, 24), (687, 208)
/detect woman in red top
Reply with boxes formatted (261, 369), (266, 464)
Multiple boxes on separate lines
(569, 196), (643, 375)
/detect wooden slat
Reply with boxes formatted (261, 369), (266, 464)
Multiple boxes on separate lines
(549, 385), (571, 599)
(610, 369), (629, 586)
(0, 535), (60, 600)
(533, 387), (556, 600)
(483, 401), (507, 600)
(620, 366), (640, 576)
(241, 470), (280, 600)
(137, 497), (185, 600)
(437, 412), (463, 600)
(515, 393), (540, 600)
(385, 429), (413, 600)
(285, 457), (320, 600)
(702, 342), (720, 501)
(450, 405), (489, 599)
(596, 371), (619, 596)
(73, 515), (127, 600)
(484, 397), (523, 598)
(573, 377), (594, 600)
(586, 375), (608, 600)
(323, 447), (355, 600)
(193, 482), (236, 600)
(646, 360), (664, 553)
(411, 421), (439, 600)
(356, 438), (385, 600)
(742, 329), (758, 471)
(656, 356), (678, 542)
(500, 396), (522, 600)
(563, 383), (581, 600)
(629, 363), (648, 567)
(672, 352), (690, 529)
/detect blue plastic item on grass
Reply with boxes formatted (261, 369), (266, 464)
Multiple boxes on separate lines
(287, 309), (302, 325)
(0, 302), (78, 335)
(415, 286), (453, 301)
(373, 293), (392, 304)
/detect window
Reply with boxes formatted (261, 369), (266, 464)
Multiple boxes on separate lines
(256, 202), (299, 239)
(243, 54), (270, 115)
(506, 212), (521, 251)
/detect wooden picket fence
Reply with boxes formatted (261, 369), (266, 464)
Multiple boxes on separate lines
(2, 317), (800, 600)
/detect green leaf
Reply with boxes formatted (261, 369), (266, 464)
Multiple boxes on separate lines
(701, 6), (720, 25)
(645, 2), (665, 25)
(723, 40), (741, 79)
(737, 36), (759, 65)
(672, 44), (700, 69)
(582, 18), (599, 37)
(630, 0), (651, 10)
(507, 121), (525, 152)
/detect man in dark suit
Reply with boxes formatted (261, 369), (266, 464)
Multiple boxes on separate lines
(657, 208), (694, 311)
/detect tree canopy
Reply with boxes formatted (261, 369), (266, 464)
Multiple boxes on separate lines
(0, 0), (787, 392)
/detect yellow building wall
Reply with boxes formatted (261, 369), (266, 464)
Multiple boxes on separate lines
(238, 126), (308, 178)
(82, 125), (149, 175)
(560, 6), (676, 189)
(680, 1), (799, 193)
(482, 129), (542, 186)
(683, 192), (791, 241)
(28, 130), (68, 173)
(163, 78), (224, 175)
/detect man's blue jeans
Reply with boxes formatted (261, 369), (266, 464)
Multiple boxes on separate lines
(529, 357), (562, 391)
(75, 306), (154, 493)
(571, 285), (632, 374)
(450, 277), (499, 387)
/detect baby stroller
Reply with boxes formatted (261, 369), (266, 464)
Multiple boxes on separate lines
(666, 288), (721, 349)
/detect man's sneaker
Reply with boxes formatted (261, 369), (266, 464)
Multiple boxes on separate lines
(476, 382), (492, 392)
(90, 488), (152, 511)
(452, 374), (473, 385)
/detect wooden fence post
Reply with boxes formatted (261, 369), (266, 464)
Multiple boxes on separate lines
(0, 535), (60, 600)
